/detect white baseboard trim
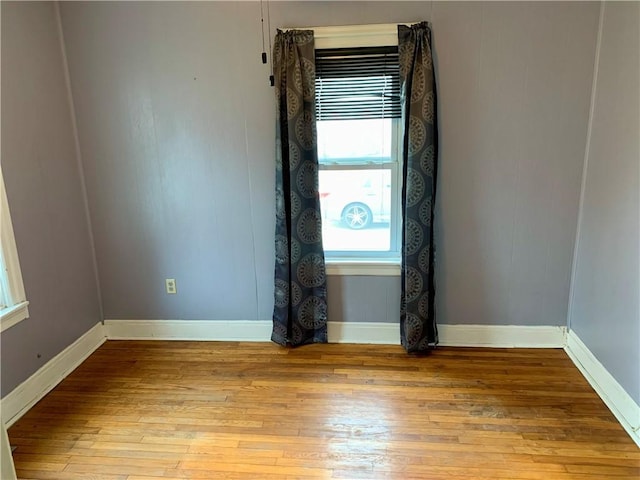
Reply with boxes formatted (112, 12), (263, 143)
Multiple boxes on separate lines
(328, 321), (399, 344)
(104, 319), (566, 348)
(105, 319), (273, 341)
(1, 322), (106, 428)
(1, 421), (16, 480)
(564, 329), (640, 447)
(439, 324), (566, 348)
(106, 319), (402, 344)
(332, 323), (567, 347)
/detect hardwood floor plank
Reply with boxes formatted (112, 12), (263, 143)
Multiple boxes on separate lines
(66, 454), (179, 469)
(16, 471), (127, 480)
(11, 453), (71, 465)
(8, 341), (638, 479)
(63, 463), (169, 476)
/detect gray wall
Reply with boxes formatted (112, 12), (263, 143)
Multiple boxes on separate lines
(433, 2), (598, 326)
(568, 2), (640, 403)
(1, 2), (101, 397)
(59, 1), (600, 327)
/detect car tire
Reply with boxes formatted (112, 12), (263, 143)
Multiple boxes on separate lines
(342, 203), (372, 229)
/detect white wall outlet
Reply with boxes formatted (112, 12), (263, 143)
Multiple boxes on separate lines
(165, 278), (177, 294)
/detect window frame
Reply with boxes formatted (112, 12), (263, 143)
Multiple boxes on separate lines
(317, 120), (403, 261)
(298, 23), (411, 274)
(0, 168), (29, 332)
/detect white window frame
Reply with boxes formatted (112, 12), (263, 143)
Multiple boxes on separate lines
(291, 23), (415, 275)
(0, 167), (29, 331)
(317, 124), (403, 263)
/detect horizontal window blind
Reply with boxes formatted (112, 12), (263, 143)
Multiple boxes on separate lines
(315, 46), (400, 121)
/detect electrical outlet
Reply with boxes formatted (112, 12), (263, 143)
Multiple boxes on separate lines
(165, 278), (177, 294)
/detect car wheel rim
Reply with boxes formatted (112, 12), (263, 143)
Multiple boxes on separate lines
(345, 205), (369, 229)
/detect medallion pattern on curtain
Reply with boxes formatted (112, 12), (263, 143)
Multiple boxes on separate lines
(271, 29), (328, 347)
(398, 22), (438, 353)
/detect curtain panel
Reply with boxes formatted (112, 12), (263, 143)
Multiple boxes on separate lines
(271, 29), (328, 347)
(398, 22), (439, 353)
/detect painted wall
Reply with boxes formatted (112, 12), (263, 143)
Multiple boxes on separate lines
(0, 2), (101, 397)
(58, 1), (599, 326)
(568, 2), (640, 404)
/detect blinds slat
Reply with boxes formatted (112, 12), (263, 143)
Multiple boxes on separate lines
(315, 46), (401, 121)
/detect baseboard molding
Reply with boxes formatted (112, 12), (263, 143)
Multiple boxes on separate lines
(1, 422), (16, 480)
(105, 319), (391, 343)
(328, 321), (399, 344)
(564, 329), (640, 447)
(105, 319), (274, 341)
(329, 323), (567, 347)
(1, 322), (106, 428)
(104, 319), (566, 348)
(439, 324), (566, 348)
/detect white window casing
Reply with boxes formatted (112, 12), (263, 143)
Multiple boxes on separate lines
(284, 23), (405, 49)
(0, 167), (29, 331)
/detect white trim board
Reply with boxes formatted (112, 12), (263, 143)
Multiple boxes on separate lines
(106, 319), (399, 344)
(326, 262), (400, 277)
(439, 324), (567, 348)
(1, 322), (106, 428)
(104, 319), (566, 348)
(564, 329), (640, 447)
(105, 319), (273, 342)
(283, 23), (404, 49)
(1, 422), (16, 480)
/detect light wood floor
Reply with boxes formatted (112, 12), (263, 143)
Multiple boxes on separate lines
(8, 341), (640, 480)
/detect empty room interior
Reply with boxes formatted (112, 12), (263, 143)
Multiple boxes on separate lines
(1, 1), (639, 479)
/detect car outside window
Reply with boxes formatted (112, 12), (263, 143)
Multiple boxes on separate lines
(318, 118), (400, 256)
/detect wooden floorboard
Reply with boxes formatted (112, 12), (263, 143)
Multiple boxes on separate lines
(8, 341), (640, 479)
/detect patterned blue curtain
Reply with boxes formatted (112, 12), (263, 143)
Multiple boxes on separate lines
(398, 22), (438, 353)
(271, 30), (328, 347)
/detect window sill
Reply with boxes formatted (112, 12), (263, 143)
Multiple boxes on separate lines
(326, 260), (400, 276)
(1, 301), (29, 332)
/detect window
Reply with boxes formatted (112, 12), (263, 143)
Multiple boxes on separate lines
(0, 168), (29, 331)
(313, 26), (403, 269)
